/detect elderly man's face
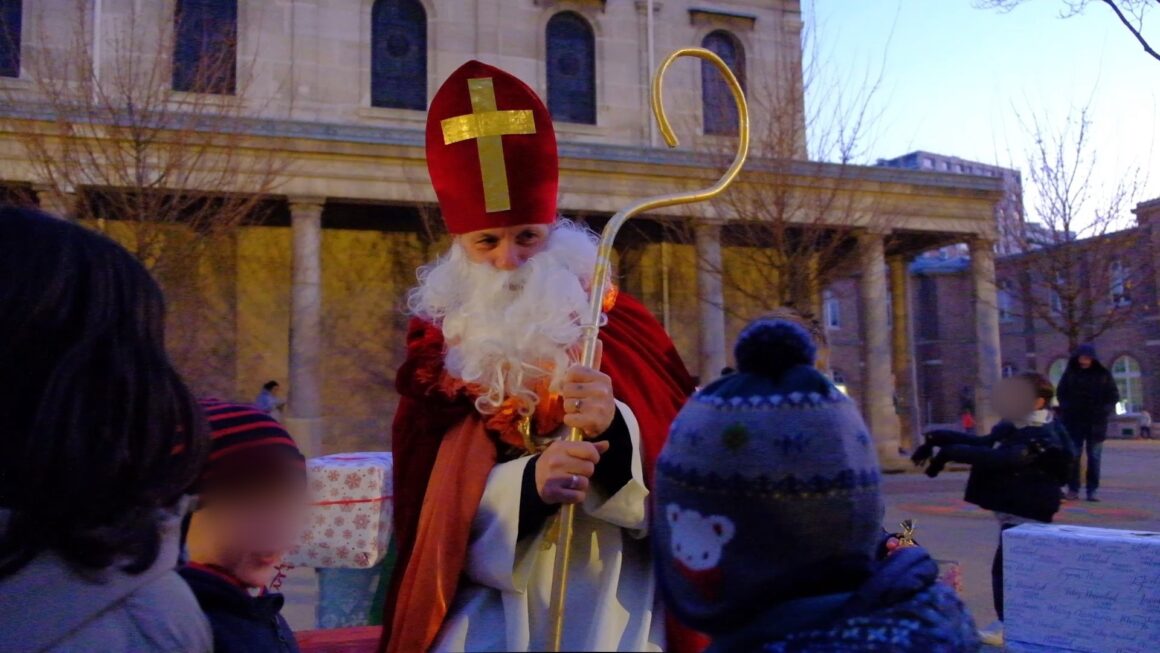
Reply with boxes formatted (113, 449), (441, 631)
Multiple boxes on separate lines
(459, 224), (552, 271)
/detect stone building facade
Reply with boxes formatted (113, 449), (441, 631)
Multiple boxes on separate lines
(899, 198), (1160, 428)
(0, 0), (1005, 463)
(878, 151), (1024, 256)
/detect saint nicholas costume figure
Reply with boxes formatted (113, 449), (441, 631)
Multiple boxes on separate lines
(380, 60), (702, 653)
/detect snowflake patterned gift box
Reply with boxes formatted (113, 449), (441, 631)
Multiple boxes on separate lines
(284, 453), (393, 570)
(1004, 523), (1160, 653)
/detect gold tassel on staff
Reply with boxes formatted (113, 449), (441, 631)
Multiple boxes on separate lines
(545, 47), (750, 652)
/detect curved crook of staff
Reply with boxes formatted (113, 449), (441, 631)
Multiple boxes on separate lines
(546, 47), (749, 652)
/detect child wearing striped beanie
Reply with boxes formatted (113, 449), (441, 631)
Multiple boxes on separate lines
(180, 399), (307, 653)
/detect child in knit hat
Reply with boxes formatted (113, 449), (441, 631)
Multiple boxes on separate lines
(913, 372), (1073, 647)
(653, 317), (980, 653)
(180, 399), (308, 653)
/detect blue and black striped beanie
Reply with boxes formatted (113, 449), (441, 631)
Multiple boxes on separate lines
(194, 399), (306, 494)
(653, 318), (884, 634)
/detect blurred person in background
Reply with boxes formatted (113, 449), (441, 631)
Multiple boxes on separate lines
(256, 380), (285, 421)
(1057, 344), (1118, 502)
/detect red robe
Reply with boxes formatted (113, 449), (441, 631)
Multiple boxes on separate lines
(380, 292), (704, 653)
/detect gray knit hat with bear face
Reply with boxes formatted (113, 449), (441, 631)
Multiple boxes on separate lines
(653, 318), (884, 634)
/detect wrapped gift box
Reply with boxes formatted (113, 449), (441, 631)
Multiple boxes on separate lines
(1004, 524), (1160, 653)
(317, 566), (383, 629)
(316, 541), (396, 628)
(284, 453), (393, 569)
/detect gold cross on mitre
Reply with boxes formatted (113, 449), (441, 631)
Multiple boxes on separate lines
(440, 77), (537, 213)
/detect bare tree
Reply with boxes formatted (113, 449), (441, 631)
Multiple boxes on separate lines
(673, 8), (889, 324)
(1, 1), (289, 393)
(975, 0), (1160, 63)
(317, 204), (449, 452)
(1005, 104), (1146, 350)
(326, 205), (447, 390)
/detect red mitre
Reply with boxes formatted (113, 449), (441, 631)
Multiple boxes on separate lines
(426, 60), (558, 234)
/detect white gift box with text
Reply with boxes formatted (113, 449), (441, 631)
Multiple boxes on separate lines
(1005, 523), (1160, 653)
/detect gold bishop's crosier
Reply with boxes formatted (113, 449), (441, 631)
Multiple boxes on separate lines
(546, 47), (750, 652)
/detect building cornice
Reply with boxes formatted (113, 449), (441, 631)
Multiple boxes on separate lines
(0, 103), (1006, 221)
(688, 7), (757, 30)
(0, 104), (1005, 204)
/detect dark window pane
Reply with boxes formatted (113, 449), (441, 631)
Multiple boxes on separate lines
(546, 12), (595, 125)
(917, 275), (940, 340)
(0, 0), (21, 78)
(925, 364), (945, 424)
(173, 0), (237, 94)
(702, 30), (745, 135)
(371, 0), (427, 110)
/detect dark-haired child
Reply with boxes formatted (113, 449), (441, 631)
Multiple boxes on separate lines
(913, 371), (1073, 646)
(0, 207), (211, 652)
(180, 399), (308, 653)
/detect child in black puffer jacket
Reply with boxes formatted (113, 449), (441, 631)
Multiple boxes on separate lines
(913, 372), (1073, 647)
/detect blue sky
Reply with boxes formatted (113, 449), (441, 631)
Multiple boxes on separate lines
(806, 0), (1158, 222)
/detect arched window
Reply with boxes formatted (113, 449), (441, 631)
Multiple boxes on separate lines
(371, 0), (427, 110)
(1048, 358), (1067, 386)
(173, 0), (237, 94)
(546, 12), (596, 124)
(701, 30), (745, 135)
(0, 0), (21, 78)
(1112, 355), (1144, 414)
(1048, 358), (1068, 405)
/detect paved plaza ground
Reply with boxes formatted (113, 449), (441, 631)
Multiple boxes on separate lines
(285, 440), (1160, 648)
(885, 440), (1160, 629)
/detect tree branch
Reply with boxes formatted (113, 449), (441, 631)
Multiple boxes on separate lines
(1098, 0), (1160, 61)
(977, 1), (1159, 62)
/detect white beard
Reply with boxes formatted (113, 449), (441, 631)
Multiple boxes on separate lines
(407, 220), (602, 417)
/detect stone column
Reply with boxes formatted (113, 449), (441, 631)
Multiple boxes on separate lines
(889, 256), (917, 452)
(971, 238), (1002, 434)
(858, 230), (901, 464)
(286, 198), (325, 458)
(635, 1), (662, 144)
(695, 220), (727, 382)
(33, 184), (76, 219)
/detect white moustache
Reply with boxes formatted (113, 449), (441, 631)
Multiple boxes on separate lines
(407, 220), (601, 416)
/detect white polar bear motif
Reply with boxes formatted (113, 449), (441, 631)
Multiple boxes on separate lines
(666, 504), (736, 571)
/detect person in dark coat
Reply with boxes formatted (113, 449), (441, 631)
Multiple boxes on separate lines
(180, 399), (308, 653)
(914, 372), (1073, 647)
(1056, 344), (1119, 501)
